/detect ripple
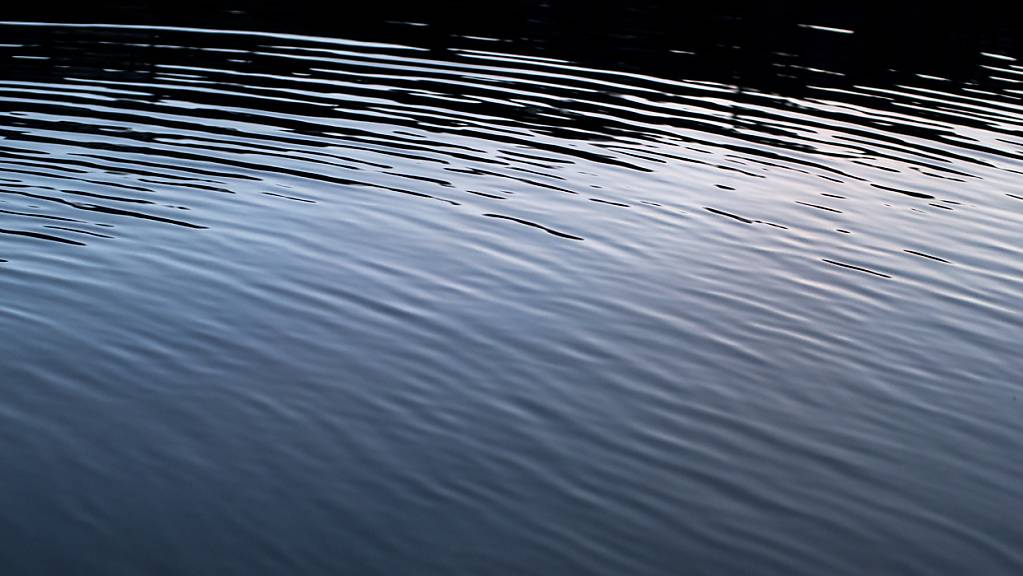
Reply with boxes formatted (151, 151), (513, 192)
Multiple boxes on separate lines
(0, 16), (1021, 576)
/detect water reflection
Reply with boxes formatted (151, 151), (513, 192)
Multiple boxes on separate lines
(0, 9), (1021, 576)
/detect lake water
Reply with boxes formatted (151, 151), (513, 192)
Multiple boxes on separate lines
(0, 5), (1021, 574)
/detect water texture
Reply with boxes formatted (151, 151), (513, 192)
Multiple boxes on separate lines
(0, 11), (1021, 575)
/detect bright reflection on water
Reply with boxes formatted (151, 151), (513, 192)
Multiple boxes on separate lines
(0, 12), (1021, 575)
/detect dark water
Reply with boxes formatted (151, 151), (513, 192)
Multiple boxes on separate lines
(1, 4), (1021, 574)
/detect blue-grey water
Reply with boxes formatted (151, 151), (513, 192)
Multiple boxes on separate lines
(0, 8), (1021, 575)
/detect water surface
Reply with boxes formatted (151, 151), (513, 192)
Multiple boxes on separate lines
(0, 7), (1021, 575)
